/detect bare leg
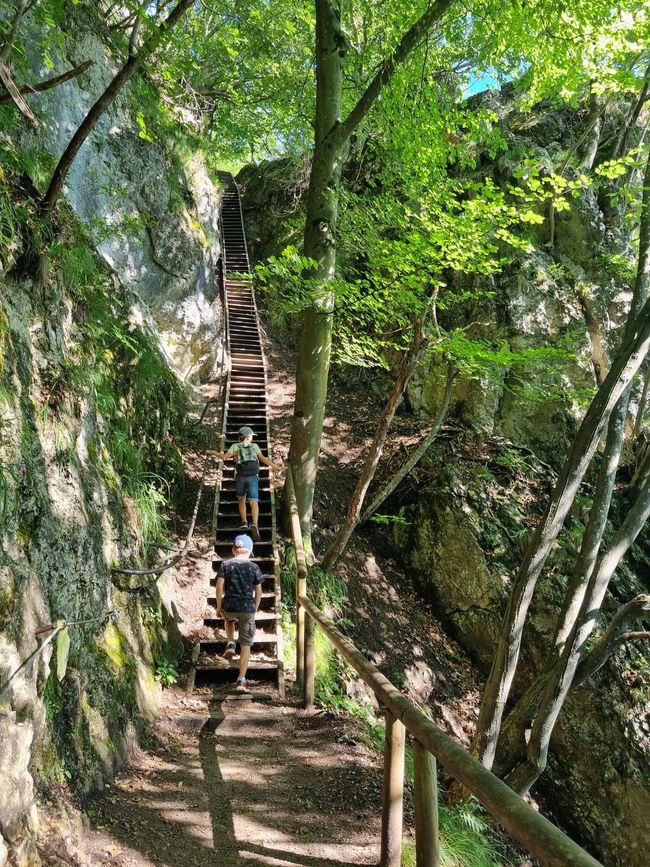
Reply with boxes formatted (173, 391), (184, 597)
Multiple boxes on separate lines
(225, 620), (235, 641)
(250, 499), (259, 525)
(237, 496), (247, 524)
(238, 645), (251, 679)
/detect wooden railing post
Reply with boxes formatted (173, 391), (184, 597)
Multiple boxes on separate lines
(304, 613), (315, 709)
(413, 739), (439, 867)
(296, 573), (306, 684)
(380, 710), (405, 867)
(286, 467), (308, 683)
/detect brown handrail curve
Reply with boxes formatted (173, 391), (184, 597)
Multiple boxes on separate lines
(297, 593), (602, 867)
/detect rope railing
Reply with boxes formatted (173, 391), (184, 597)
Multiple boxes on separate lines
(288, 466), (602, 867)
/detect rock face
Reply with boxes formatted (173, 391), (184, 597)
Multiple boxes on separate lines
(15, 4), (223, 382)
(0, 264), (185, 865)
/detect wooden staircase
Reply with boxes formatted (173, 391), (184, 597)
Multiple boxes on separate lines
(190, 172), (283, 695)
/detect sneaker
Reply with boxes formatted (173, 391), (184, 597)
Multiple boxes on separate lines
(222, 641), (236, 659)
(250, 523), (261, 542)
(235, 677), (250, 694)
(239, 520), (249, 529)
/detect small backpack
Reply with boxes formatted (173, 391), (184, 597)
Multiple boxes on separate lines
(236, 442), (260, 476)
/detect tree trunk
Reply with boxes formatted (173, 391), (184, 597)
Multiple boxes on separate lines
(286, 0), (456, 551)
(505, 474), (650, 795)
(0, 60), (94, 106)
(573, 594), (650, 687)
(321, 312), (430, 568)
(611, 61), (650, 161)
(552, 145), (650, 657)
(578, 91), (602, 172)
(40, 0), (193, 213)
(473, 294), (650, 771)
(286, 0), (345, 559)
(633, 364), (650, 439)
(0, 0), (36, 64)
(360, 363), (456, 524)
(491, 148), (650, 779)
(0, 60), (37, 124)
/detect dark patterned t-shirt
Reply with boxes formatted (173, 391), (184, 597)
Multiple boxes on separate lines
(218, 556), (263, 613)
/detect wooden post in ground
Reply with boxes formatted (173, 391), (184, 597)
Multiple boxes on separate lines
(304, 613), (315, 709)
(296, 575), (306, 683)
(380, 710), (405, 867)
(286, 467), (308, 682)
(413, 739), (439, 867)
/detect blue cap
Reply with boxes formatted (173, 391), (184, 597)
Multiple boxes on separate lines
(234, 534), (253, 551)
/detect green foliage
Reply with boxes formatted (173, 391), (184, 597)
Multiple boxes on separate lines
(56, 625), (70, 682)
(142, 605), (164, 626)
(369, 512), (413, 528)
(42, 671), (63, 722)
(0, 461), (18, 528)
(40, 756), (72, 786)
(308, 566), (347, 616)
(154, 660), (179, 686)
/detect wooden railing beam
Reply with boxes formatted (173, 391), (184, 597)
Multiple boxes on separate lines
(297, 594), (603, 867)
(304, 613), (315, 709)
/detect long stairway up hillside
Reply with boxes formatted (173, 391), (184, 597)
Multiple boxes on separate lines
(190, 172), (283, 694)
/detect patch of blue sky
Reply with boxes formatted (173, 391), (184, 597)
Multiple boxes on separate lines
(462, 71), (503, 99)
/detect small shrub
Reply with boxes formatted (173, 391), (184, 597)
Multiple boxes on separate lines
(154, 660), (179, 686)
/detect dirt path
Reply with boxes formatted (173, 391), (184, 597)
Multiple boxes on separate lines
(81, 375), (385, 867)
(83, 685), (383, 867)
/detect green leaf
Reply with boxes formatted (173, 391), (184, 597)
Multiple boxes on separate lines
(56, 625), (70, 682)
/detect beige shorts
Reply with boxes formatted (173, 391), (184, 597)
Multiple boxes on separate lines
(223, 611), (256, 647)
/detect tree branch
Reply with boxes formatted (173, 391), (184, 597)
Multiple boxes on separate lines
(332, 0), (455, 148)
(0, 60), (94, 105)
(0, 60), (38, 125)
(573, 595), (650, 687)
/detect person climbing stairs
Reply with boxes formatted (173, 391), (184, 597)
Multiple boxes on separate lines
(189, 172), (284, 696)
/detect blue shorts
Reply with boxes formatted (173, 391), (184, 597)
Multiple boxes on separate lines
(235, 473), (258, 500)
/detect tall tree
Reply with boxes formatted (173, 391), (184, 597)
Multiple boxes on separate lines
(287, 0), (455, 555)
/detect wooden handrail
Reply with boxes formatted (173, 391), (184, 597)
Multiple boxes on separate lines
(297, 594), (602, 867)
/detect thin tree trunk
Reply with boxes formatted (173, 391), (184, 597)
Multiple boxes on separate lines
(0, 0), (36, 64)
(473, 296), (650, 771)
(321, 311), (431, 568)
(40, 0), (193, 213)
(573, 594), (650, 687)
(360, 363), (456, 524)
(505, 475), (650, 795)
(286, 0), (456, 552)
(0, 60), (37, 124)
(578, 92), (602, 172)
(611, 61), (650, 161)
(552, 141), (650, 655)
(474, 142), (650, 771)
(633, 364), (650, 438)
(0, 60), (94, 105)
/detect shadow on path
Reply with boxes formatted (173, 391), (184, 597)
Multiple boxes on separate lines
(84, 688), (381, 866)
